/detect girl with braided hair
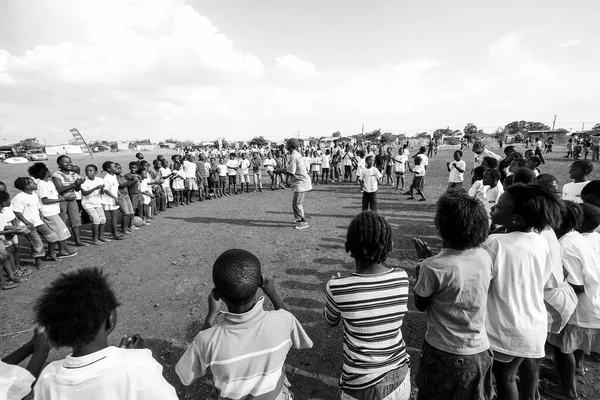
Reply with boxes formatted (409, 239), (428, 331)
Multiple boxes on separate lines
(324, 211), (411, 399)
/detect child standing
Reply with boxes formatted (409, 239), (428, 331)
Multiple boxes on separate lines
(251, 152), (263, 192)
(209, 158), (222, 198)
(171, 162), (186, 206)
(566, 138), (574, 159)
(413, 191), (494, 400)
(325, 212), (411, 399)
(51, 155), (85, 246)
(446, 150), (466, 190)
(159, 159), (175, 207)
(217, 157), (229, 196)
(100, 161), (124, 241)
(226, 153), (240, 195)
(176, 249), (313, 398)
(484, 184), (556, 400)
(321, 149), (331, 183)
(34, 268), (178, 399)
(406, 157), (426, 201)
(116, 163), (138, 232)
(182, 155), (197, 204)
(80, 164), (107, 244)
(359, 155), (382, 213)
(562, 160), (592, 203)
(263, 153), (277, 190)
(482, 169), (503, 223)
(239, 153), (251, 193)
(0, 191), (30, 289)
(393, 148), (407, 190)
(310, 151), (321, 184)
(139, 169), (155, 221)
(469, 166), (488, 205)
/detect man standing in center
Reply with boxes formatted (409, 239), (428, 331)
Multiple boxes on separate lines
(275, 138), (312, 230)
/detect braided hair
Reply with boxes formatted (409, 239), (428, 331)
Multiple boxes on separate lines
(345, 211), (393, 264)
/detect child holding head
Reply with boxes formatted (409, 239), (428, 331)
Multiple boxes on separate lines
(446, 150), (466, 190)
(176, 249), (312, 399)
(562, 160), (593, 203)
(33, 268), (178, 399)
(545, 201), (600, 400)
(484, 184), (557, 400)
(359, 155), (382, 213)
(325, 212), (411, 399)
(80, 164), (107, 244)
(413, 191), (493, 400)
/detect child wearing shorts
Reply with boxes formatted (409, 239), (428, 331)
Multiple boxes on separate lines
(34, 268), (178, 399)
(116, 163), (138, 233)
(176, 249), (313, 398)
(159, 159), (175, 207)
(101, 161), (124, 241)
(325, 212), (411, 399)
(413, 191), (494, 400)
(182, 155), (198, 204)
(406, 157), (426, 201)
(28, 163), (77, 261)
(51, 155), (85, 246)
(251, 152), (263, 192)
(0, 191), (31, 289)
(393, 147), (407, 190)
(139, 169), (155, 221)
(263, 153), (277, 190)
(217, 158), (229, 196)
(171, 162), (186, 206)
(239, 153), (251, 193)
(81, 164), (107, 244)
(226, 153), (240, 195)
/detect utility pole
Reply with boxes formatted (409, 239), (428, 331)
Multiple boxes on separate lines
(552, 115), (556, 130)
(362, 124), (364, 135)
(582, 123), (585, 131)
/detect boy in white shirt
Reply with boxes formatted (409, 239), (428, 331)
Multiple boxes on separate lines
(406, 157), (426, 201)
(239, 153), (251, 193)
(446, 150), (466, 190)
(263, 153), (277, 190)
(34, 268), (178, 400)
(482, 169), (503, 224)
(562, 160), (592, 203)
(414, 146), (429, 170)
(359, 156), (382, 213)
(393, 148), (407, 190)
(182, 155), (198, 204)
(225, 153), (240, 195)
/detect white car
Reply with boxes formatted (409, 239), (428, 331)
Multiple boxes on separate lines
(27, 150), (48, 161)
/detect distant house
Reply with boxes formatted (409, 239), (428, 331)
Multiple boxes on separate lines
(525, 130), (570, 145)
(45, 145), (84, 156)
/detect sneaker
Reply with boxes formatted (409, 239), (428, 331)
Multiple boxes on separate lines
(130, 226), (140, 231)
(141, 221), (150, 226)
(295, 222), (309, 230)
(57, 250), (78, 259)
(293, 218), (303, 223)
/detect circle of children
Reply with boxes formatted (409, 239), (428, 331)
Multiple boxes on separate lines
(2, 139), (600, 400)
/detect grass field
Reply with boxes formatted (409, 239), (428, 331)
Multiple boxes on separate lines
(0, 144), (598, 399)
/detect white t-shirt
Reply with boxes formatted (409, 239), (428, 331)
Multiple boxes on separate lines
(0, 359), (35, 400)
(140, 178), (152, 205)
(473, 149), (502, 169)
(562, 181), (589, 203)
(101, 174), (119, 206)
(159, 168), (172, 188)
(393, 154), (406, 173)
(484, 183), (504, 217)
(263, 158), (276, 172)
(469, 180), (487, 204)
(217, 164), (228, 177)
(448, 160), (466, 183)
(483, 232), (552, 358)
(182, 160), (196, 179)
(37, 180), (61, 217)
(560, 231), (600, 328)
(583, 231), (600, 256)
(81, 177), (104, 208)
(321, 154), (330, 169)
(240, 159), (251, 174)
(416, 154), (428, 167)
(412, 163), (426, 177)
(12, 192), (43, 227)
(310, 157), (321, 172)
(540, 228), (565, 289)
(302, 157), (311, 172)
(286, 150), (312, 193)
(226, 159), (239, 176)
(360, 167), (382, 193)
(342, 151), (354, 166)
(34, 346), (178, 400)
(356, 157), (365, 178)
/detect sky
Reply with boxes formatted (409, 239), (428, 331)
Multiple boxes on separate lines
(0, 0), (599, 145)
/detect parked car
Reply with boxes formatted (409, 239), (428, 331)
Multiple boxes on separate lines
(27, 150), (48, 161)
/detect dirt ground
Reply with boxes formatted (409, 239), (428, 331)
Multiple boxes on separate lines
(0, 146), (599, 399)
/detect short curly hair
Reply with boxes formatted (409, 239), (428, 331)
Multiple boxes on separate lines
(345, 211), (393, 264)
(557, 201), (583, 233)
(435, 191), (489, 249)
(27, 162), (49, 180)
(507, 184), (563, 232)
(34, 268), (120, 348)
(578, 203), (600, 233)
(213, 249), (262, 305)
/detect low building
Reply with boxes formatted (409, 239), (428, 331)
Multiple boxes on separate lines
(45, 145), (84, 155)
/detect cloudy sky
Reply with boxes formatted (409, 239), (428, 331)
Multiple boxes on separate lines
(1, 0), (599, 145)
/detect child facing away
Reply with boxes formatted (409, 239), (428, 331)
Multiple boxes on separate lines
(545, 201), (600, 400)
(325, 212), (411, 399)
(359, 155), (382, 213)
(80, 164), (108, 244)
(33, 268), (178, 399)
(0, 327), (49, 399)
(484, 184), (557, 400)
(0, 181), (28, 278)
(446, 150), (466, 190)
(176, 249), (313, 399)
(405, 157), (426, 201)
(413, 191), (494, 400)
(562, 160), (592, 203)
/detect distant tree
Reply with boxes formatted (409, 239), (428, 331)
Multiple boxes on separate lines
(364, 129), (382, 143)
(249, 136), (268, 147)
(504, 120), (551, 134)
(514, 132), (525, 143)
(332, 131), (341, 138)
(452, 130), (463, 136)
(433, 128), (452, 140)
(15, 138), (41, 150)
(380, 132), (394, 145)
(415, 132), (431, 139)
(592, 123), (600, 131)
(463, 123), (478, 136)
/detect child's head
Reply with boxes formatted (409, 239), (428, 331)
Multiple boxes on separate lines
(0, 181), (7, 192)
(414, 156), (422, 165)
(365, 155), (374, 168)
(128, 161), (138, 173)
(161, 159), (168, 168)
(513, 168), (536, 184)
(56, 155), (72, 171)
(326, 149), (331, 155)
(241, 153), (246, 159)
(152, 159), (161, 169)
(304, 150), (310, 157)
(114, 163), (122, 175)
(418, 146), (426, 154)
(135, 152), (144, 160)
(71, 165), (81, 174)
(472, 141), (484, 155)
(482, 169), (500, 187)
(139, 160), (150, 171)
(581, 180), (600, 207)
(34, 268), (120, 349)
(138, 169), (148, 179)
(524, 149), (534, 159)
(212, 249), (262, 307)
(472, 166), (485, 182)
(492, 184), (562, 232)
(102, 161), (115, 173)
(14, 177), (37, 192)
(509, 159), (527, 173)
(569, 160), (593, 181)
(345, 212), (392, 266)
(578, 203), (600, 233)
(0, 191), (11, 210)
(173, 162), (181, 170)
(28, 162), (50, 180)
(555, 201), (583, 238)
(526, 156), (542, 170)
(229, 153), (236, 159)
(157, 155), (165, 162)
(435, 191), (488, 250)
(218, 157), (224, 164)
(532, 173), (558, 192)
(453, 150), (462, 161)
(481, 156), (498, 170)
(85, 164), (98, 179)
(503, 145), (516, 157)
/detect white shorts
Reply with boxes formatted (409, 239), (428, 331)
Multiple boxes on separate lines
(241, 174), (250, 183)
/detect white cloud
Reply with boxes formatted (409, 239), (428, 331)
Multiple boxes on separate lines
(560, 39), (580, 47)
(488, 33), (524, 59)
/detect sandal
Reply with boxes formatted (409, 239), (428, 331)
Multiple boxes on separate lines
(575, 367), (588, 377)
(112, 235), (125, 240)
(14, 267), (32, 277)
(98, 237), (112, 243)
(10, 277), (28, 283)
(2, 282), (19, 290)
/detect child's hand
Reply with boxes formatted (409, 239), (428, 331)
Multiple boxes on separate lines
(207, 290), (221, 316)
(119, 334), (144, 349)
(32, 326), (51, 355)
(260, 275), (277, 296)
(413, 238), (433, 260)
